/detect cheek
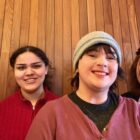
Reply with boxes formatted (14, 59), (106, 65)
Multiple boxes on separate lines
(14, 70), (23, 81)
(110, 63), (118, 75)
(37, 69), (47, 77)
(78, 58), (90, 70)
(14, 71), (24, 86)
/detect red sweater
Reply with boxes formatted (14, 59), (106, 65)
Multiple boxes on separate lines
(0, 88), (58, 140)
(26, 95), (140, 140)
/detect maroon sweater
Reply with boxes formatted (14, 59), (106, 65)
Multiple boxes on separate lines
(26, 95), (140, 140)
(0, 88), (58, 140)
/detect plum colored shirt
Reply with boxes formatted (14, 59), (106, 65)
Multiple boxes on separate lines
(26, 95), (140, 140)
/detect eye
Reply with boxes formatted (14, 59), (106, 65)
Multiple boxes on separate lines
(106, 53), (117, 60)
(15, 65), (26, 70)
(31, 64), (42, 69)
(86, 51), (97, 57)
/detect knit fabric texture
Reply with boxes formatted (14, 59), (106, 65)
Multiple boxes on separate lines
(73, 31), (122, 70)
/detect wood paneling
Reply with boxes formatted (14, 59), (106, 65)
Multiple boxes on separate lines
(0, 0), (140, 100)
(54, 0), (63, 95)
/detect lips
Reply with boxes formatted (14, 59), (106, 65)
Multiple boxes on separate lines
(92, 70), (109, 76)
(24, 78), (37, 83)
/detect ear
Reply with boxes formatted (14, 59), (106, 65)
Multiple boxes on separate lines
(45, 66), (48, 75)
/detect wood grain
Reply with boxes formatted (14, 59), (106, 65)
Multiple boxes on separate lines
(0, 0), (140, 100)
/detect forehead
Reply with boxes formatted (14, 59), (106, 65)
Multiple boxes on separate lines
(15, 52), (42, 64)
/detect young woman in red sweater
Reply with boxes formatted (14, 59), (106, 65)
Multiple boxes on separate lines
(26, 31), (140, 140)
(0, 46), (58, 140)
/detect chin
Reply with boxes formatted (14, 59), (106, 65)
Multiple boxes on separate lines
(23, 87), (40, 93)
(93, 84), (110, 91)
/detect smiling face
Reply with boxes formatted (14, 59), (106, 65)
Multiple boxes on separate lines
(14, 52), (48, 94)
(77, 45), (118, 92)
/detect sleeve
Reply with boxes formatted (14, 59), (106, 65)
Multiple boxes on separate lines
(25, 103), (56, 140)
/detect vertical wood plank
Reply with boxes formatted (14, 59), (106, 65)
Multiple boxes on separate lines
(111, 0), (126, 93)
(118, 0), (133, 93)
(19, 0), (30, 46)
(134, 0), (140, 44)
(6, 0), (23, 97)
(103, 0), (113, 34)
(95, 0), (104, 30)
(71, 0), (80, 54)
(0, 0), (6, 56)
(54, 0), (63, 95)
(63, 0), (72, 94)
(79, 0), (88, 37)
(0, 0), (14, 100)
(46, 0), (55, 93)
(28, 0), (38, 45)
(46, 0), (55, 65)
(127, 0), (139, 58)
(111, 0), (122, 45)
(37, 0), (46, 51)
(87, 0), (96, 32)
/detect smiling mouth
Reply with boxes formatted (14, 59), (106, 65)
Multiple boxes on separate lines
(24, 78), (37, 83)
(92, 71), (109, 76)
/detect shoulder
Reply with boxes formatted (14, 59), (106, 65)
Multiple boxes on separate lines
(0, 90), (20, 106)
(37, 95), (66, 111)
(34, 95), (71, 118)
(0, 91), (21, 113)
(121, 91), (139, 101)
(41, 95), (69, 111)
(119, 96), (140, 114)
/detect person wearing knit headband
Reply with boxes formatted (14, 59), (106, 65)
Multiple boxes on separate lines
(122, 47), (140, 101)
(73, 31), (122, 70)
(26, 31), (140, 140)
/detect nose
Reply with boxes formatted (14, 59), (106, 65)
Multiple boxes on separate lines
(25, 67), (34, 75)
(96, 56), (108, 67)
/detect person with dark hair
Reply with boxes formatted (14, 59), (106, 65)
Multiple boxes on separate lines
(122, 48), (140, 101)
(0, 46), (58, 140)
(26, 31), (140, 140)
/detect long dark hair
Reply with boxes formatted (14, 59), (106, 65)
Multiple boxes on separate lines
(10, 45), (54, 90)
(71, 44), (125, 92)
(129, 48), (140, 95)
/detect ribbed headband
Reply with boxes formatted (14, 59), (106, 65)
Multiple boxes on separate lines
(73, 31), (122, 71)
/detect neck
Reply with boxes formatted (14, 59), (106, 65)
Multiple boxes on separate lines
(21, 87), (44, 107)
(76, 85), (109, 104)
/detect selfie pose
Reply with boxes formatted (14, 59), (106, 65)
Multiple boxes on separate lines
(26, 32), (140, 140)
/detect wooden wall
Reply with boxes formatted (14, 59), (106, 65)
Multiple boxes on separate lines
(0, 0), (140, 100)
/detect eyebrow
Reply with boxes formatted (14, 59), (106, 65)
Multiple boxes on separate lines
(15, 61), (43, 66)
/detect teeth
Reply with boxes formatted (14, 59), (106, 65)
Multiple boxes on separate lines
(25, 78), (36, 83)
(94, 72), (106, 76)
